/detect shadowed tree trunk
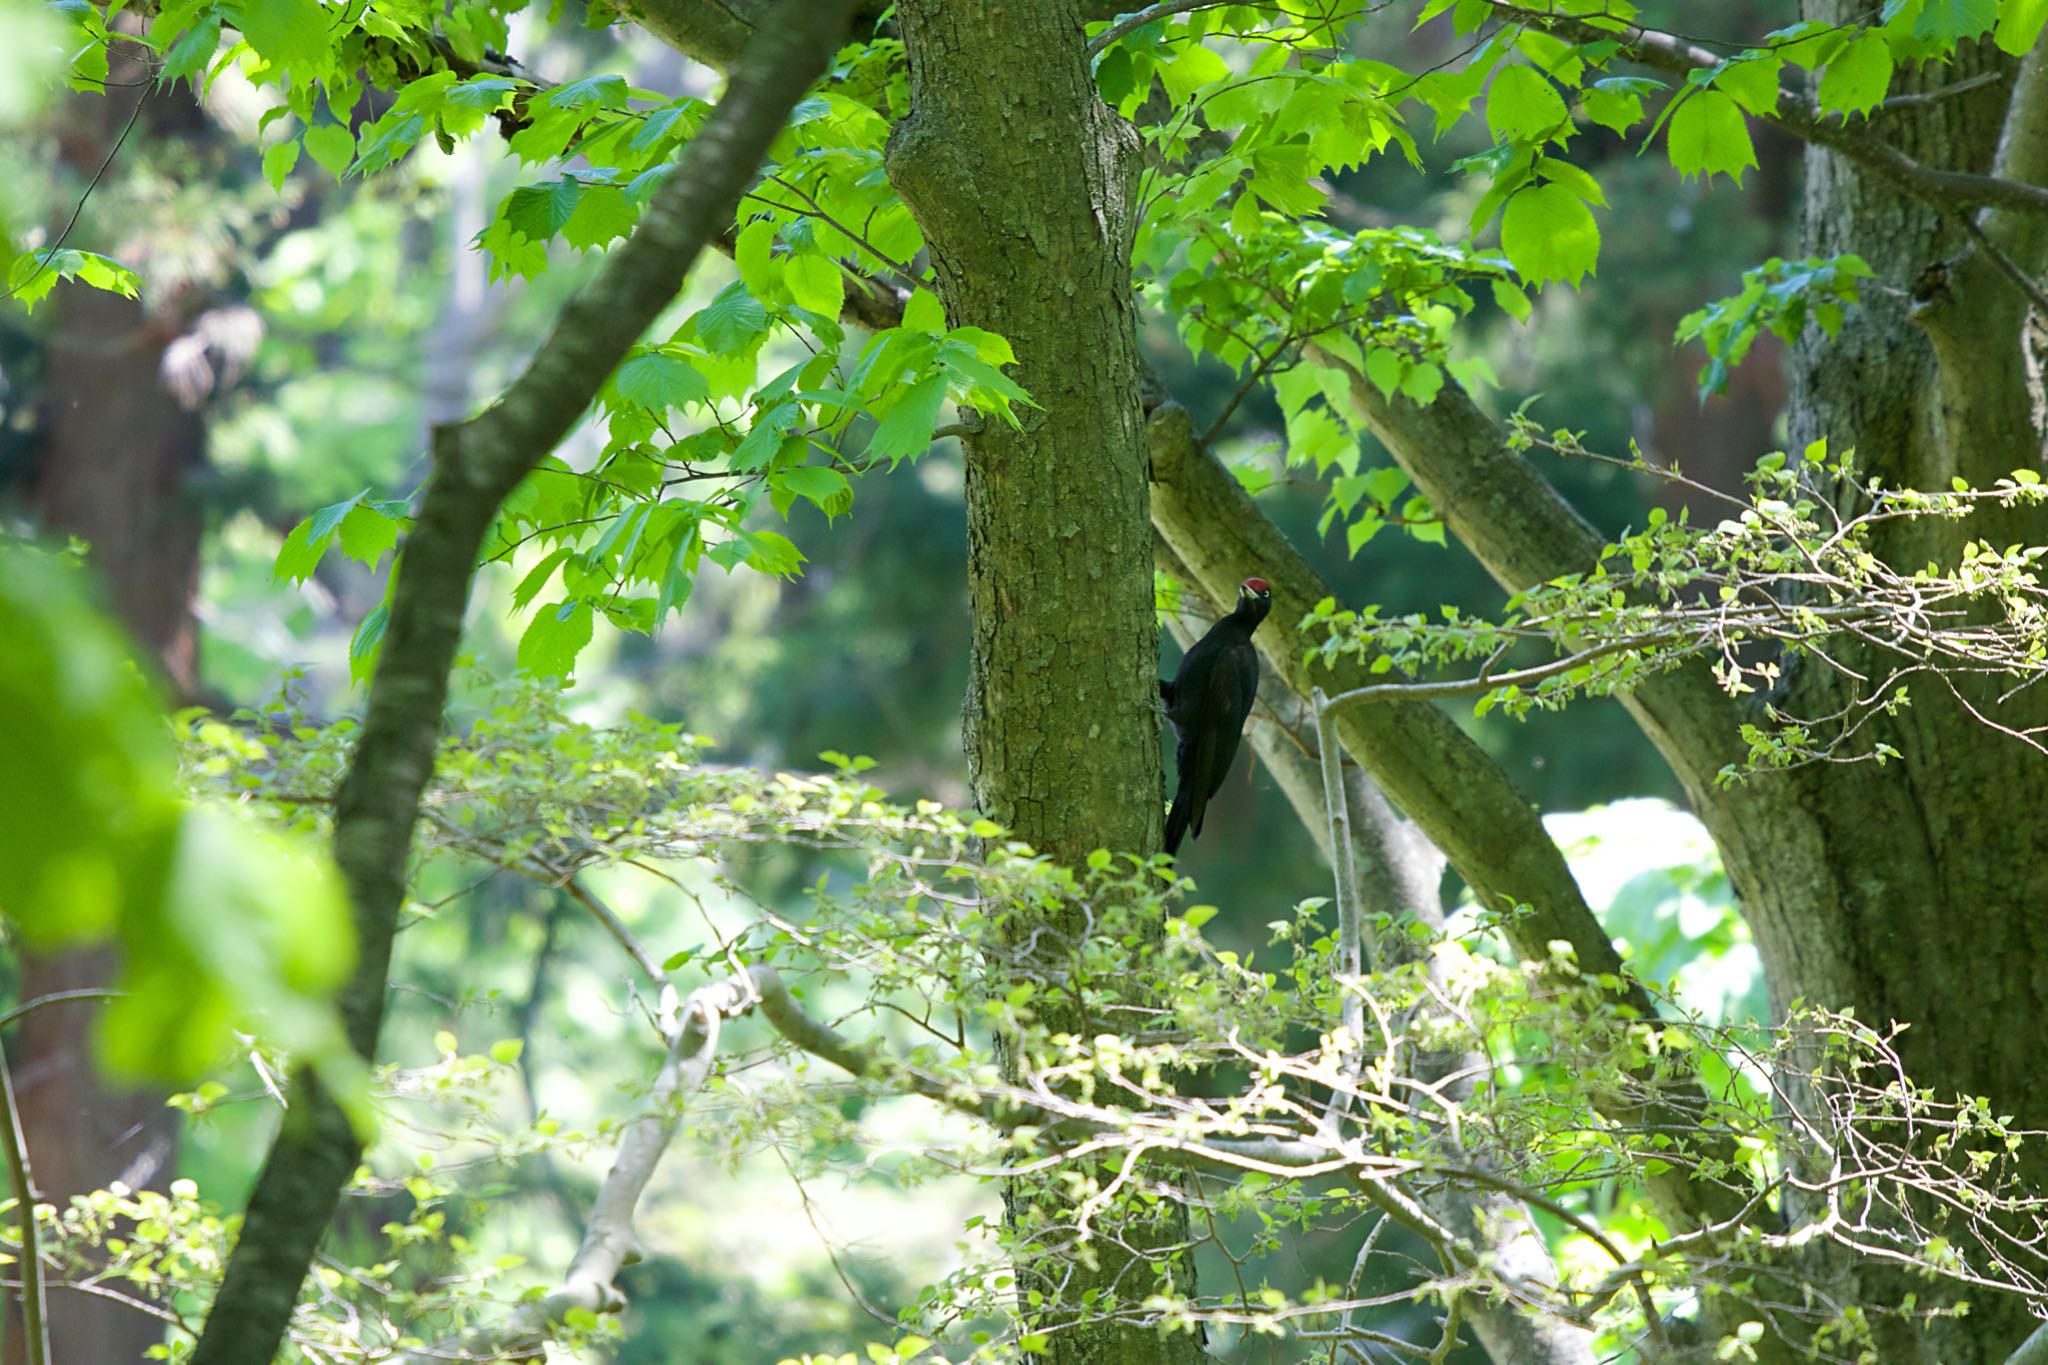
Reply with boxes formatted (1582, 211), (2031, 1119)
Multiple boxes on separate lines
(6, 69), (216, 1365)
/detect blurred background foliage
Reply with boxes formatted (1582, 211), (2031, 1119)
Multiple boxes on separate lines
(0, 0), (1788, 1358)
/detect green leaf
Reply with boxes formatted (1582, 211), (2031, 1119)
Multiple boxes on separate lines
(238, 0), (328, 73)
(1582, 80), (1647, 134)
(349, 603), (388, 683)
(1160, 43), (1230, 102)
(262, 137), (300, 191)
(158, 12), (222, 88)
(337, 502), (401, 568)
(1486, 64), (1571, 143)
(1500, 183), (1600, 289)
(489, 1038), (525, 1064)
(505, 178), (583, 242)
(1997, 0), (2048, 53)
(615, 351), (708, 413)
(868, 372), (949, 463)
(274, 491), (369, 582)
(740, 529), (806, 578)
(544, 73), (629, 111)
(348, 111), (425, 177)
(774, 465), (853, 519)
(735, 218), (777, 297)
(1482, 279), (1528, 325)
(1667, 91), (1756, 183)
(7, 249), (141, 314)
(785, 253), (845, 317)
(902, 287), (946, 334)
(696, 281), (769, 356)
(303, 122), (354, 178)
(561, 185), (635, 251)
(1714, 55), (1782, 116)
(518, 600), (595, 679)
(1817, 33), (1892, 118)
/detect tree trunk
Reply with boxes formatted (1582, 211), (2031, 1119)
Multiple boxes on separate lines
(886, 6), (1200, 1362)
(5, 71), (214, 1365)
(1708, 27), (2048, 1362)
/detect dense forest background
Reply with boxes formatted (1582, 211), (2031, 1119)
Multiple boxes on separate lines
(2, 0), (2041, 1361)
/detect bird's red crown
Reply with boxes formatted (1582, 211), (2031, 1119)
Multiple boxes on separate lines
(1242, 577), (1271, 594)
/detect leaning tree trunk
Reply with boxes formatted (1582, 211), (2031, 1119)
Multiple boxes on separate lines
(1689, 27), (2048, 1363)
(885, 6), (1201, 1363)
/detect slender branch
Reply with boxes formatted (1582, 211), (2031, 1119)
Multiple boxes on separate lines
(1879, 71), (2003, 110)
(0, 990), (122, 1031)
(1950, 210), (2048, 323)
(0, 1045), (49, 1365)
(1085, 0), (1234, 57)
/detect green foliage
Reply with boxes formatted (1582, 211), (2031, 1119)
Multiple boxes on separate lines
(0, 545), (358, 1089)
(1305, 435), (2048, 780)
(115, 680), (2040, 1359)
(5, 246), (140, 313)
(1676, 254), (1873, 399)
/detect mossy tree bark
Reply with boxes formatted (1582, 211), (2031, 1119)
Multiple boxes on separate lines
(886, 6), (1200, 1362)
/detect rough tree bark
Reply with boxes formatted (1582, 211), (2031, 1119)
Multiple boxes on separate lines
(883, 6), (1201, 1362)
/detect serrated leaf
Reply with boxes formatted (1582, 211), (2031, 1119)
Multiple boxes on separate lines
(543, 73), (628, 111)
(867, 372), (948, 463)
(348, 112), (425, 177)
(238, 0), (327, 73)
(1160, 43), (1230, 102)
(518, 600), (594, 679)
(1667, 90), (1756, 183)
(785, 253), (844, 316)
(1817, 33), (1892, 118)
(1486, 64), (1571, 143)
(337, 502), (400, 568)
(158, 12), (221, 88)
(562, 184), (635, 251)
(1714, 55), (1782, 116)
(505, 178), (583, 242)
(1500, 182), (1600, 288)
(1581, 85), (1643, 134)
(511, 548), (571, 610)
(615, 351), (708, 413)
(774, 465), (853, 519)
(740, 529), (805, 578)
(696, 281), (768, 356)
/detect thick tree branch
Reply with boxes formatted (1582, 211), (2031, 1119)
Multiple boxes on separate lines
(1315, 353), (1760, 801)
(1147, 404), (1758, 1235)
(184, 9), (859, 1362)
(1147, 406), (1613, 969)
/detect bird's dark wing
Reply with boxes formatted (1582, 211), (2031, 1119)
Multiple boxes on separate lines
(1194, 642), (1260, 805)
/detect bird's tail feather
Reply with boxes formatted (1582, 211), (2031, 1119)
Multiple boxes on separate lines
(1165, 780), (1197, 856)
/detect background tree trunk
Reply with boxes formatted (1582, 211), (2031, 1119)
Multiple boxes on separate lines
(5, 71), (216, 1365)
